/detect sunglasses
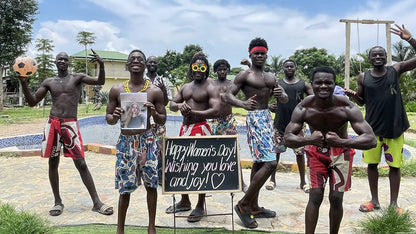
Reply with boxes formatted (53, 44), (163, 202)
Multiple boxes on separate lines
(191, 63), (207, 72)
(128, 57), (145, 63)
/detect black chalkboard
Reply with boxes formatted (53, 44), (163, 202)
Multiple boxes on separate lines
(162, 135), (241, 194)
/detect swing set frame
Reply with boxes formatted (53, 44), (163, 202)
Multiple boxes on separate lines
(340, 19), (395, 88)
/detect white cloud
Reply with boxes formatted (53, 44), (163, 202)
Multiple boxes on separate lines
(31, 0), (416, 67)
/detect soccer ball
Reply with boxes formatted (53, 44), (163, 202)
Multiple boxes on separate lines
(12, 56), (38, 77)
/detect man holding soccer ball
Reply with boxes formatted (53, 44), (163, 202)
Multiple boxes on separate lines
(17, 49), (113, 216)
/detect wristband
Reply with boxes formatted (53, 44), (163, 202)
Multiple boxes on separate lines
(407, 36), (413, 42)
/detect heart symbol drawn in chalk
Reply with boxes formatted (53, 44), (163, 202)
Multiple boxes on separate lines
(211, 173), (225, 189)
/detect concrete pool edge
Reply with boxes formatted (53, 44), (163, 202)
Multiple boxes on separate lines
(1, 142), (410, 171)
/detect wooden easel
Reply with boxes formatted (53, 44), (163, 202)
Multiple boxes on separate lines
(170, 193), (236, 234)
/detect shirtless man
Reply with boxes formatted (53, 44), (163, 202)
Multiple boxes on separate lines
(210, 59), (247, 192)
(223, 37), (288, 228)
(17, 50), (113, 216)
(165, 53), (220, 223)
(106, 49), (166, 234)
(284, 66), (376, 234)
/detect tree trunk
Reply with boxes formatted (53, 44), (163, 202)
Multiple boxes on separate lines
(0, 66), (4, 112)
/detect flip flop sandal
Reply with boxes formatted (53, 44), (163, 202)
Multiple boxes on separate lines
(395, 207), (404, 215)
(234, 205), (258, 228)
(92, 204), (114, 215)
(165, 203), (192, 214)
(49, 204), (64, 216)
(187, 209), (206, 222)
(359, 201), (380, 212)
(302, 184), (311, 193)
(253, 207), (276, 218)
(265, 181), (275, 190)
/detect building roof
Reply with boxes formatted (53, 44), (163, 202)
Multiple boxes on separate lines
(71, 50), (128, 62)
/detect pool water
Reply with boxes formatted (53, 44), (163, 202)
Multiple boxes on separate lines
(0, 115), (411, 164)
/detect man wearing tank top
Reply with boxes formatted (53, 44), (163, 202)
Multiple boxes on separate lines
(266, 59), (313, 192)
(345, 23), (416, 213)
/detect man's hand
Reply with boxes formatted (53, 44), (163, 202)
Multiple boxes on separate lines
(268, 103), (278, 112)
(17, 75), (28, 83)
(240, 59), (251, 68)
(89, 49), (103, 65)
(391, 24), (412, 41)
(180, 103), (191, 116)
(273, 82), (288, 103)
(343, 88), (356, 97)
(145, 102), (156, 116)
(308, 131), (326, 147)
(112, 107), (124, 121)
(242, 94), (257, 110)
(326, 131), (343, 147)
(273, 84), (284, 98)
(155, 82), (169, 106)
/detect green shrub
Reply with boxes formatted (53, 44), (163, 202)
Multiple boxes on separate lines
(99, 90), (109, 105)
(358, 205), (415, 233)
(0, 203), (53, 234)
(405, 101), (416, 112)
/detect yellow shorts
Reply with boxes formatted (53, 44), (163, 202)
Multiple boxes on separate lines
(362, 134), (404, 168)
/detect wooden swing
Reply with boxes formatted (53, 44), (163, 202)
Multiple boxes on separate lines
(340, 19), (395, 89)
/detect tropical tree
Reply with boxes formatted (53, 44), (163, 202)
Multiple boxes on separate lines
(289, 47), (337, 79)
(158, 50), (182, 76)
(182, 44), (204, 64)
(0, 0), (38, 111)
(34, 38), (55, 83)
(76, 31), (96, 104)
(267, 55), (285, 77)
(392, 40), (415, 62)
(158, 44), (205, 91)
(76, 31), (96, 76)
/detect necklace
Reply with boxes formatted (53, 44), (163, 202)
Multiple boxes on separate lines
(124, 79), (149, 93)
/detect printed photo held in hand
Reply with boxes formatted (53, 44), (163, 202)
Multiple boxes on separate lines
(120, 93), (147, 130)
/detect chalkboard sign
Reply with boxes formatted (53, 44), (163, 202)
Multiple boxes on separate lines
(162, 135), (241, 194)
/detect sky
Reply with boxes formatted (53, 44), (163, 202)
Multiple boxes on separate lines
(30, 0), (416, 68)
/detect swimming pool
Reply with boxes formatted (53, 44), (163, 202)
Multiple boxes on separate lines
(0, 115), (411, 164)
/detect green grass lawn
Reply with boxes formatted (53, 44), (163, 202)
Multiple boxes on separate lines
(53, 224), (273, 233)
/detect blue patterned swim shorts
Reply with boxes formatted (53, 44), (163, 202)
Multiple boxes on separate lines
(246, 109), (276, 163)
(115, 130), (159, 194)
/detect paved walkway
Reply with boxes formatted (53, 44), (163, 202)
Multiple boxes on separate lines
(1, 151), (416, 233)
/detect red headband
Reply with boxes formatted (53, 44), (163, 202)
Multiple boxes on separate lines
(250, 46), (268, 54)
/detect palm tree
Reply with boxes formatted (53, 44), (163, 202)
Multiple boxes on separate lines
(76, 31), (96, 105)
(268, 55), (285, 77)
(392, 41), (415, 62)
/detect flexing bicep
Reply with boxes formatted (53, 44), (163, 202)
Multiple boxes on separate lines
(348, 105), (371, 135)
(169, 86), (185, 111)
(346, 104), (376, 149)
(285, 105), (305, 135)
(230, 72), (246, 95)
